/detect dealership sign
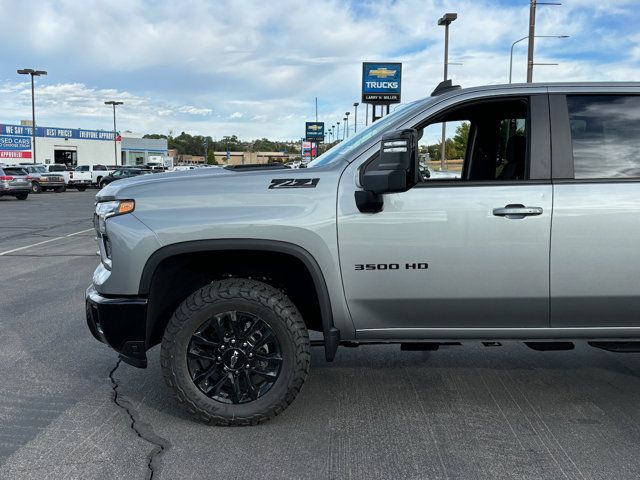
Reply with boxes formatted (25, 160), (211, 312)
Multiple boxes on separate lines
(0, 124), (116, 141)
(0, 134), (32, 158)
(362, 62), (402, 103)
(0, 135), (31, 150)
(301, 141), (316, 158)
(305, 122), (324, 142)
(0, 150), (31, 159)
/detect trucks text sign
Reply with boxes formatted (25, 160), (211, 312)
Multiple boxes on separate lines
(305, 122), (324, 142)
(362, 62), (402, 104)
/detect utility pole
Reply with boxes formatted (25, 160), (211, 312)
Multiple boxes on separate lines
(526, 0), (537, 83)
(104, 101), (123, 166)
(437, 13), (457, 171)
(526, 0), (562, 82)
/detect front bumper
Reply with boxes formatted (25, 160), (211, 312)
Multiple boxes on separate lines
(85, 284), (148, 368)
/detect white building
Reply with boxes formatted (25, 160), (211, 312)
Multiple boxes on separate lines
(0, 122), (167, 166)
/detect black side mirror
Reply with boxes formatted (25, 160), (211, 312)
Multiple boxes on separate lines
(356, 129), (419, 213)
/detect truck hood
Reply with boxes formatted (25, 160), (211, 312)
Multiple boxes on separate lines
(96, 167), (230, 200)
(95, 165), (329, 202)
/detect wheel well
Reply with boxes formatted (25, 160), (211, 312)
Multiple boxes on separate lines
(146, 250), (324, 348)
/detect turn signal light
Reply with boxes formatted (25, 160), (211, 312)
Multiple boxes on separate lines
(118, 200), (135, 215)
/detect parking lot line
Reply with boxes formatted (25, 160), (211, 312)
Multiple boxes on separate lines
(0, 228), (94, 256)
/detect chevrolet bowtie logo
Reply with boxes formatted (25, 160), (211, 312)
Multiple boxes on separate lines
(369, 67), (396, 78)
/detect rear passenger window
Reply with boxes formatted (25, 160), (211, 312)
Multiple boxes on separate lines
(567, 95), (640, 179)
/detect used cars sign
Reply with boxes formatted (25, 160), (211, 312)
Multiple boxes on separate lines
(362, 62), (402, 104)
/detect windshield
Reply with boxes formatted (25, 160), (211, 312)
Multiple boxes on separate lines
(308, 100), (422, 167)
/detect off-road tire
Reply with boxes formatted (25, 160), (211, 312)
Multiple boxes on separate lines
(161, 278), (310, 426)
(31, 182), (41, 193)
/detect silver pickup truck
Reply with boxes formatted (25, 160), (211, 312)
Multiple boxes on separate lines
(86, 82), (640, 425)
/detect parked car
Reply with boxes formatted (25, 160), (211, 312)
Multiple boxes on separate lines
(67, 168), (92, 191)
(18, 164), (66, 193)
(41, 164), (71, 185)
(98, 168), (151, 188)
(0, 166), (31, 200)
(86, 81), (640, 426)
(169, 165), (198, 172)
(74, 164), (114, 185)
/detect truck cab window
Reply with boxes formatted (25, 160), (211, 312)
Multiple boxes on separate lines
(418, 99), (528, 182)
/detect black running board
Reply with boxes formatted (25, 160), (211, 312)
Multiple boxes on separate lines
(589, 341), (640, 353)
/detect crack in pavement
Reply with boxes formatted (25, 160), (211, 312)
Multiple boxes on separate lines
(109, 360), (171, 480)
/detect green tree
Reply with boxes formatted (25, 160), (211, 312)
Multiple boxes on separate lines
(452, 122), (469, 158)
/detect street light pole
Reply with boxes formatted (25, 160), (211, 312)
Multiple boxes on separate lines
(510, 35), (569, 83)
(437, 13), (457, 171)
(345, 112), (350, 138)
(343, 117), (347, 140)
(17, 68), (47, 164)
(353, 103), (359, 133)
(104, 101), (123, 166)
(336, 122), (340, 142)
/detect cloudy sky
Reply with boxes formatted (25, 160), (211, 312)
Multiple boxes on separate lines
(0, 0), (638, 141)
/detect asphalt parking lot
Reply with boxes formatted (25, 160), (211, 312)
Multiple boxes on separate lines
(4, 191), (640, 480)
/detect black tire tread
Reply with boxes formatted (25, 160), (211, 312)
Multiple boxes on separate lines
(160, 278), (310, 426)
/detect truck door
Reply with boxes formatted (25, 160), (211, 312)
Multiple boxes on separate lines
(337, 95), (552, 337)
(549, 93), (640, 327)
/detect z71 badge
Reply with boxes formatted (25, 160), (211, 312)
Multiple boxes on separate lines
(269, 178), (320, 189)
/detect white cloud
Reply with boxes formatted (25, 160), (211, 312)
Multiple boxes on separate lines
(177, 105), (212, 115)
(0, 0), (638, 140)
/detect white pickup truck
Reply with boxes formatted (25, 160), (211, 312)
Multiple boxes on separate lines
(74, 164), (114, 186)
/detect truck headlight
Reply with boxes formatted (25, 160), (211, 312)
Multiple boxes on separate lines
(94, 200), (135, 234)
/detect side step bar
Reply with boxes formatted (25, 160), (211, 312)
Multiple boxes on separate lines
(589, 341), (640, 353)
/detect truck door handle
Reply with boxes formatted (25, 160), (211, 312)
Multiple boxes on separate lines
(493, 204), (543, 219)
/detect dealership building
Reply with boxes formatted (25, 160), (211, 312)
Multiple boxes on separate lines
(0, 122), (168, 166)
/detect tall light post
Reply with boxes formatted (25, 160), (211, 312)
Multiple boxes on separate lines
(343, 117), (347, 140)
(17, 68), (47, 164)
(353, 103), (359, 133)
(510, 35), (568, 83)
(345, 112), (350, 138)
(336, 122), (340, 141)
(438, 12), (457, 171)
(104, 101), (123, 166)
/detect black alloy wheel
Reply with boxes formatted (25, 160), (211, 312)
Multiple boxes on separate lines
(187, 311), (282, 405)
(161, 278), (310, 425)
